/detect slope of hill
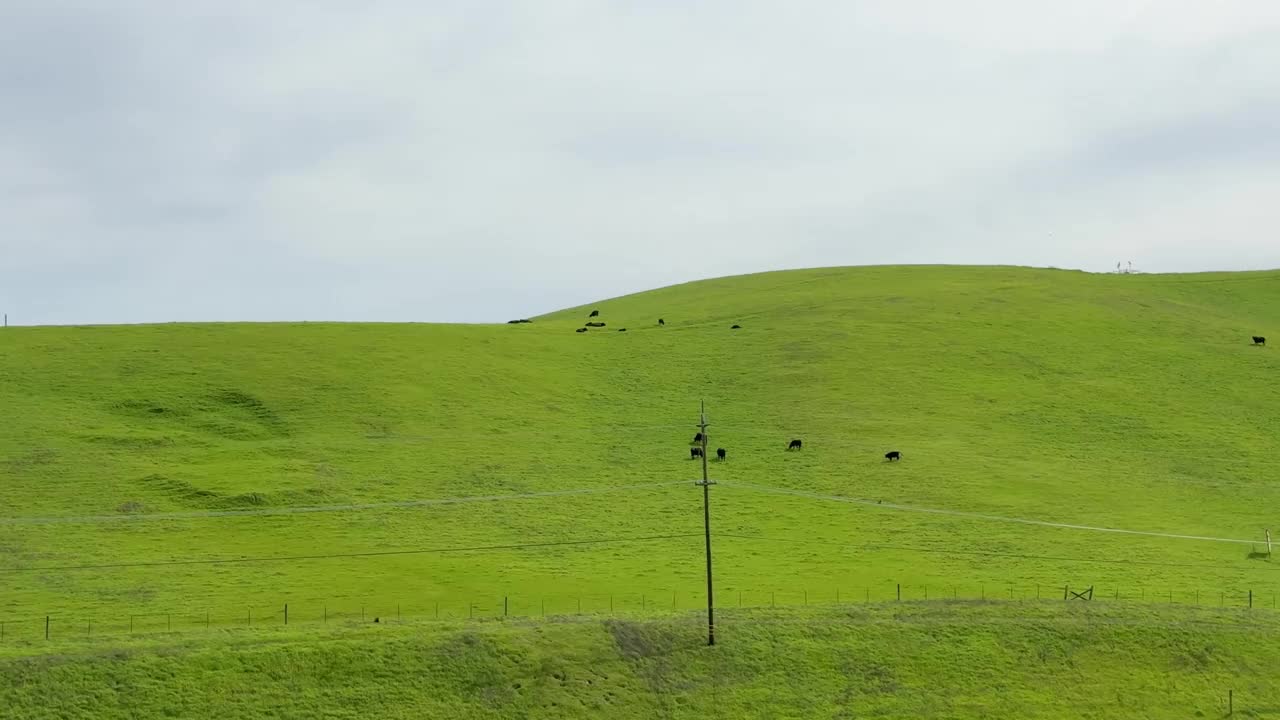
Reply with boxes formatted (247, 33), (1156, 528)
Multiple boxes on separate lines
(4, 602), (1277, 719)
(2, 265), (1279, 636)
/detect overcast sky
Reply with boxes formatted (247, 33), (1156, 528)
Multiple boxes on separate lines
(2, 1), (1279, 325)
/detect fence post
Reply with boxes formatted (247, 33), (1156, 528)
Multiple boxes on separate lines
(1063, 586), (1068, 601)
(804, 590), (808, 606)
(897, 584), (901, 602)
(469, 604), (474, 619)
(865, 588), (869, 603)
(87, 619), (91, 637)
(285, 604), (289, 626)
(505, 597), (509, 617)
(130, 615), (134, 634)
(1249, 590), (1253, 609)
(45, 616), (49, 640)
(609, 595), (613, 615)
(324, 606), (327, 624)
(1229, 689), (1234, 715)
(925, 585), (928, 601)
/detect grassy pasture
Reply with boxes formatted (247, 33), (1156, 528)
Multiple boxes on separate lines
(4, 602), (1280, 719)
(2, 265), (1280, 715)
(2, 266), (1279, 624)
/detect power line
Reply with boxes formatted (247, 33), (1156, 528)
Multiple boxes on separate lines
(0, 481), (692, 526)
(0, 533), (702, 574)
(718, 534), (1280, 574)
(722, 481), (1264, 547)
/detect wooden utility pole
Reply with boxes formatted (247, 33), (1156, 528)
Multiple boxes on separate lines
(696, 401), (716, 646)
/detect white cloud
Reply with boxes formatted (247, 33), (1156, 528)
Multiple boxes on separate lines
(2, 1), (1279, 323)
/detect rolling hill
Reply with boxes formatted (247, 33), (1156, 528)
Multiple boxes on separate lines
(3, 264), (1280, 717)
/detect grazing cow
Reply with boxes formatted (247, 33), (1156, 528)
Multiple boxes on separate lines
(787, 439), (802, 451)
(589, 310), (600, 318)
(618, 328), (627, 332)
(690, 447), (704, 460)
(716, 448), (726, 461)
(658, 318), (665, 326)
(1254, 336), (1267, 346)
(575, 328), (588, 333)
(585, 322), (606, 327)
(885, 451), (901, 462)
(731, 324), (742, 329)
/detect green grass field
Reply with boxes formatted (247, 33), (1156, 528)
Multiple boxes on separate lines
(3, 265), (1280, 716)
(4, 602), (1279, 719)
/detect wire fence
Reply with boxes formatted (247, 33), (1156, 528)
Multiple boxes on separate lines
(2, 581), (1276, 644)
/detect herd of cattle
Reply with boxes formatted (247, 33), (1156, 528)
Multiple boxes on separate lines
(688, 432), (901, 463)
(574, 309), (743, 334)
(506, 314), (1271, 466)
(508, 313), (1270, 348)
(508, 309), (743, 333)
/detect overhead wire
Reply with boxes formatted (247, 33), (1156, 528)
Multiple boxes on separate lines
(0, 480), (693, 525)
(717, 533), (1279, 574)
(0, 533), (702, 574)
(721, 481), (1264, 547)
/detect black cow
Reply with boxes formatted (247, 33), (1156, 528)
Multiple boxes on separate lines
(787, 439), (802, 451)
(618, 328), (626, 332)
(731, 324), (742, 329)
(690, 447), (704, 460)
(693, 432), (704, 444)
(575, 327), (588, 333)
(658, 318), (665, 326)
(885, 451), (901, 462)
(589, 310), (600, 318)
(716, 448), (726, 461)
(1254, 336), (1267, 346)
(585, 322), (606, 327)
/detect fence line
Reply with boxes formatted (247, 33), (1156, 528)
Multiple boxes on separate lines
(2, 580), (1275, 644)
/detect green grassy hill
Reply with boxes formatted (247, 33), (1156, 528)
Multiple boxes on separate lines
(3, 265), (1280, 716)
(4, 603), (1278, 719)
